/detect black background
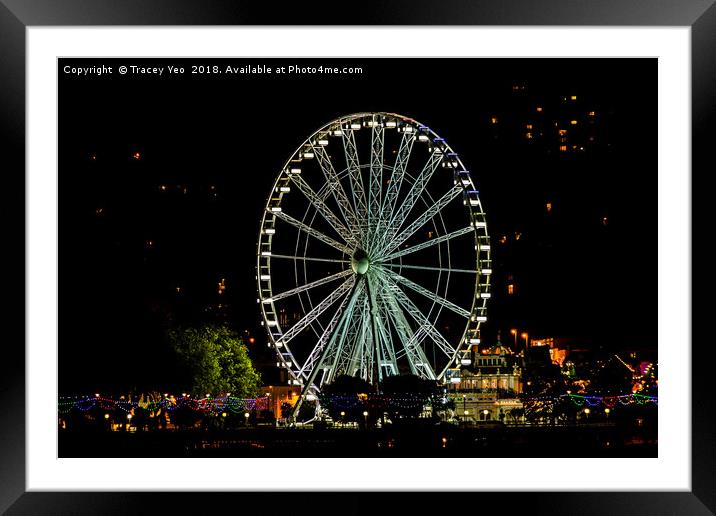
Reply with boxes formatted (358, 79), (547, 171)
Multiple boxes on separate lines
(58, 57), (656, 393)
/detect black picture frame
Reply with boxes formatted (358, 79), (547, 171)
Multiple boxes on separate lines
(1, 2), (712, 514)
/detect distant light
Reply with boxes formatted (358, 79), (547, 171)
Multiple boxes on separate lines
(570, 120), (578, 125)
(490, 117), (498, 124)
(418, 134), (429, 142)
(332, 129), (343, 136)
(584, 408), (590, 414)
(302, 151), (314, 158)
(104, 414), (109, 419)
(249, 337), (255, 344)
(279, 186), (291, 192)
(385, 120), (397, 128)
(362, 411), (369, 417)
(127, 414), (132, 420)
(571, 95), (577, 100)
(95, 393), (100, 398)
(469, 338), (481, 345)
(222, 412), (227, 417)
(460, 359), (472, 365)
(264, 228), (276, 235)
(463, 410), (469, 415)
(289, 168), (301, 174)
(340, 411), (346, 416)
(475, 316), (487, 322)
(402, 126), (414, 133)
(318, 139), (329, 146)
(536, 106), (543, 112)
(604, 408), (610, 414)
(350, 122), (361, 130)
(483, 409), (489, 415)
(270, 206), (282, 212)
(132, 152), (141, 160)
(244, 412), (250, 418)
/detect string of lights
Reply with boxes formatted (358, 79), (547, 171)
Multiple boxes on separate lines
(58, 394), (270, 415)
(58, 392), (656, 416)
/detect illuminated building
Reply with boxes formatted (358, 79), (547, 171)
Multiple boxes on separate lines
(448, 341), (524, 423)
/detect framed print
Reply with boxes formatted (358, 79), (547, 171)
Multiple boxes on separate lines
(2, 1), (714, 514)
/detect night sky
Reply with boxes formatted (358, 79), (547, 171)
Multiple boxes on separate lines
(58, 58), (656, 393)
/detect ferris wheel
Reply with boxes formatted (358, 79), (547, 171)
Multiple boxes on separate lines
(256, 112), (491, 399)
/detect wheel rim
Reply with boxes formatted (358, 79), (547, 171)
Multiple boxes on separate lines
(257, 113), (491, 395)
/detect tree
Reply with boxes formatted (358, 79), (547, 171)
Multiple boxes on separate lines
(319, 375), (372, 423)
(168, 325), (261, 398)
(380, 374), (440, 421)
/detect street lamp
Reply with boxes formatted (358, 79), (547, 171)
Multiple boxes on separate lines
(483, 409), (489, 421)
(363, 410), (369, 429)
(244, 411), (250, 426)
(510, 329), (517, 349)
(521, 332), (529, 349)
(340, 411), (346, 428)
(604, 408), (610, 419)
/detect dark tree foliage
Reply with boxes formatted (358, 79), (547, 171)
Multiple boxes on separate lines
(318, 375), (372, 423)
(380, 374), (441, 421)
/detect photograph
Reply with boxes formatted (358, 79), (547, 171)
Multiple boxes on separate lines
(57, 57), (657, 458)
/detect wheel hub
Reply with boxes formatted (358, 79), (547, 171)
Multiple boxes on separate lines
(351, 248), (371, 275)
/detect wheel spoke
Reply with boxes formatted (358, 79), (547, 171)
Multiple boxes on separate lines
(269, 254), (349, 264)
(366, 274), (395, 382)
(375, 129), (415, 248)
(379, 149), (443, 253)
(379, 262), (478, 275)
(287, 172), (357, 247)
(376, 265), (471, 319)
(378, 284), (436, 379)
(310, 143), (361, 241)
(265, 269), (352, 304)
(379, 272), (457, 358)
(297, 279), (364, 379)
(277, 276), (355, 347)
(380, 184), (463, 257)
(367, 117), (385, 253)
(271, 209), (352, 255)
(380, 226), (473, 262)
(342, 129), (369, 239)
(329, 286), (368, 382)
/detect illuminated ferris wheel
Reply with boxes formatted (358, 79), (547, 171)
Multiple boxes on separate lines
(256, 112), (491, 399)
